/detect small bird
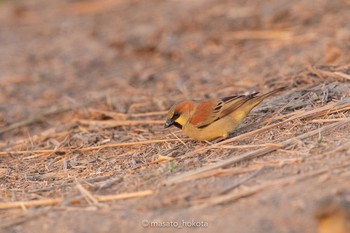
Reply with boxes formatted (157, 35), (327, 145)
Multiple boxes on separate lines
(164, 87), (285, 141)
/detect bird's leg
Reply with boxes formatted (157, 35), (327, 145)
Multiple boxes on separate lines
(228, 130), (240, 138)
(229, 122), (259, 138)
(228, 128), (251, 138)
(204, 140), (213, 145)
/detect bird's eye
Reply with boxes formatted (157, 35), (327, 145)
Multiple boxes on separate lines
(173, 112), (180, 119)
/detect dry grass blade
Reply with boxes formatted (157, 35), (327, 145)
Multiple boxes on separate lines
(68, 0), (122, 14)
(95, 190), (154, 202)
(129, 111), (167, 117)
(333, 71), (350, 81)
(77, 119), (163, 128)
(76, 180), (99, 205)
(0, 139), (190, 156)
(86, 108), (167, 119)
(225, 30), (293, 40)
(93, 177), (123, 190)
(309, 118), (349, 123)
(0, 190), (153, 209)
(164, 118), (350, 185)
(178, 166), (260, 182)
(309, 66), (350, 81)
(212, 143), (283, 149)
(0, 198), (63, 209)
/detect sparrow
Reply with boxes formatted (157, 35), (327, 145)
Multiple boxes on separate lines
(315, 198), (350, 233)
(164, 87), (285, 141)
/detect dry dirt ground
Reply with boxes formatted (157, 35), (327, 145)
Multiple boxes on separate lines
(1, 0), (350, 232)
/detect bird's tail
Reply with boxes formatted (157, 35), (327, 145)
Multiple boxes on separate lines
(243, 86), (287, 111)
(257, 86), (287, 101)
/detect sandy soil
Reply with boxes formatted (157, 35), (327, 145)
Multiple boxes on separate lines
(1, 0), (350, 232)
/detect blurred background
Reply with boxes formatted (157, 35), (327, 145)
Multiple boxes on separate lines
(1, 0), (349, 127)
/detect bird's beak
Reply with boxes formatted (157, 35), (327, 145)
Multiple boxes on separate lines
(164, 119), (175, 128)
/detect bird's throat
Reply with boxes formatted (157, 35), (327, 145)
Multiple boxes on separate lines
(175, 114), (188, 127)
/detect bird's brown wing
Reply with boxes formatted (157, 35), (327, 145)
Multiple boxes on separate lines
(189, 93), (258, 128)
(218, 93), (259, 118)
